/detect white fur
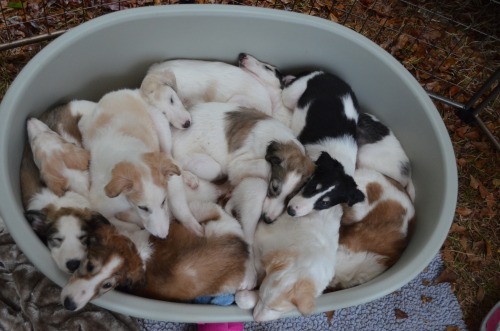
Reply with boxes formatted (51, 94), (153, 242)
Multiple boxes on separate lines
(147, 59), (273, 115)
(236, 205), (342, 321)
(79, 89), (202, 238)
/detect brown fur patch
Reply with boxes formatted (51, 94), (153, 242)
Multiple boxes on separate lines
(203, 80), (218, 102)
(339, 200), (409, 267)
(104, 162), (143, 199)
(39, 103), (83, 144)
(142, 152), (180, 187)
(20, 143), (43, 209)
(262, 251), (298, 275)
(366, 182), (383, 204)
(289, 278), (317, 315)
(119, 126), (158, 151)
(225, 109), (270, 153)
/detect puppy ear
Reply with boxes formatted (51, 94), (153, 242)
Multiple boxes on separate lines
(62, 145), (90, 171)
(159, 154), (181, 178)
(25, 210), (49, 240)
(265, 141), (282, 165)
(41, 162), (69, 196)
(159, 70), (177, 92)
(104, 162), (137, 198)
(282, 75), (296, 86)
(347, 188), (365, 206)
(290, 278), (316, 316)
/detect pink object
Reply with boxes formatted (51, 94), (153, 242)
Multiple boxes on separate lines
(197, 322), (244, 331)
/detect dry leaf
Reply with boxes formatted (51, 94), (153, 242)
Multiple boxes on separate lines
(395, 308), (408, 319)
(476, 286), (485, 302)
(434, 268), (458, 284)
(485, 240), (492, 257)
(450, 222), (467, 231)
(422, 279), (430, 286)
(470, 175), (480, 190)
(421, 295), (433, 303)
(325, 310), (335, 325)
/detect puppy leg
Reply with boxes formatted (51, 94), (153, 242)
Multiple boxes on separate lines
(227, 94), (272, 116)
(147, 107), (173, 155)
(167, 174), (204, 236)
(227, 158), (270, 185)
(281, 76), (309, 110)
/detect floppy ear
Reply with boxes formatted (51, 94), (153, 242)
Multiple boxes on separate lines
(104, 162), (138, 198)
(41, 162), (69, 196)
(62, 145), (90, 171)
(347, 188), (365, 206)
(290, 278), (316, 316)
(159, 154), (181, 178)
(282, 75), (296, 86)
(265, 141), (282, 165)
(24, 210), (49, 241)
(158, 70), (177, 91)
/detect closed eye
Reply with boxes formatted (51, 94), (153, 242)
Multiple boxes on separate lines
(161, 198), (166, 208)
(170, 96), (174, 104)
(138, 205), (150, 213)
(264, 65), (273, 71)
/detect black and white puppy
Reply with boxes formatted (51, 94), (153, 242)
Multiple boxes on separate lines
(283, 71), (365, 217)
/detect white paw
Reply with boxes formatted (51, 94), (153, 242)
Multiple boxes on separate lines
(186, 220), (204, 237)
(235, 290), (258, 309)
(182, 170), (199, 190)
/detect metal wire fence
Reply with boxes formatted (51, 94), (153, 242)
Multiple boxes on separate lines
(1, 0), (499, 147)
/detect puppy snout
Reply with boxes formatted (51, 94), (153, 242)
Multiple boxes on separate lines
(238, 53), (247, 66)
(182, 120), (191, 129)
(63, 296), (77, 311)
(66, 259), (81, 273)
(287, 206), (296, 217)
(261, 214), (274, 224)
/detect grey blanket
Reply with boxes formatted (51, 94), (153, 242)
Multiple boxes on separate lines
(0, 221), (139, 331)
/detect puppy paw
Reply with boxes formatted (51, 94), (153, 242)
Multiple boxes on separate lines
(186, 220), (205, 237)
(182, 170), (199, 190)
(240, 263), (258, 290)
(235, 290), (258, 309)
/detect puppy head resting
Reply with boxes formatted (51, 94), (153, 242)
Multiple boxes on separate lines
(238, 53), (294, 90)
(287, 152), (365, 217)
(104, 152), (180, 238)
(261, 141), (315, 223)
(61, 216), (145, 311)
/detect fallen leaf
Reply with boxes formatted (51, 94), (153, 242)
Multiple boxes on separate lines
(395, 308), (408, 319)
(478, 185), (490, 199)
(434, 268), (458, 284)
(421, 295), (433, 303)
(450, 221), (468, 231)
(485, 240), (492, 257)
(476, 286), (485, 302)
(470, 175), (480, 189)
(325, 310), (335, 325)
(422, 279), (430, 286)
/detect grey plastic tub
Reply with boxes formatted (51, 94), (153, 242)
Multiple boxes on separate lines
(0, 5), (457, 322)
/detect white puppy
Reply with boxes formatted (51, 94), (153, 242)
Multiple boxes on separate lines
(144, 59), (273, 115)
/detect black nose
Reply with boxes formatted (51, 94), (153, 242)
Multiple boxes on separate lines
(238, 53), (247, 62)
(66, 259), (81, 272)
(287, 206), (296, 217)
(63, 296), (77, 311)
(261, 214), (274, 224)
(182, 120), (191, 129)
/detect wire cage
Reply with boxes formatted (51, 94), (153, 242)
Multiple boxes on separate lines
(1, 0), (499, 149)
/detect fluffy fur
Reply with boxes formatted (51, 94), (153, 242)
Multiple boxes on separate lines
(235, 203), (343, 321)
(79, 88), (202, 238)
(356, 112), (415, 200)
(61, 202), (250, 311)
(283, 71), (365, 217)
(145, 58), (273, 116)
(329, 168), (415, 290)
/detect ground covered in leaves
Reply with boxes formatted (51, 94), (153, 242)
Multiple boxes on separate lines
(1, 0), (498, 330)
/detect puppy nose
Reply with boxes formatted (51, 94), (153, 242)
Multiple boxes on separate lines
(238, 53), (247, 62)
(287, 206), (296, 217)
(63, 296), (77, 311)
(66, 259), (81, 272)
(182, 120), (191, 129)
(261, 214), (274, 224)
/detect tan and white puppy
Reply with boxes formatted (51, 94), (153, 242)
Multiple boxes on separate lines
(329, 168), (415, 290)
(143, 59), (273, 116)
(61, 201), (250, 311)
(235, 202), (343, 321)
(27, 117), (90, 197)
(79, 89), (202, 238)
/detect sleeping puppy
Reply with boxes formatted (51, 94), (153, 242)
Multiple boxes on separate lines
(79, 88), (202, 238)
(283, 71), (365, 217)
(356, 112), (415, 201)
(329, 168), (415, 290)
(142, 58), (273, 116)
(235, 199), (343, 321)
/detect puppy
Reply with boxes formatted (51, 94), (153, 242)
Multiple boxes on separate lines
(235, 202), (343, 321)
(329, 168), (415, 290)
(283, 71), (365, 217)
(20, 100), (96, 209)
(79, 88), (202, 238)
(143, 58), (273, 115)
(356, 112), (415, 200)
(27, 117), (90, 197)
(61, 202), (250, 311)
(238, 53), (295, 126)
(25, 189), (94, 273)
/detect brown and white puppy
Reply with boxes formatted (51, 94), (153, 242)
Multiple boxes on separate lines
(61, 202), (250, 311)
(328, 168), (415, 290)
(78, 89), (202, 238)
(20, 100), (96, 273)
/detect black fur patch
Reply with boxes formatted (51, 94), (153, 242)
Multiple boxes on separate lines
(356, 113), (390, 146)
(400, 160), (411, 178)
(295, 72), (359, 145)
